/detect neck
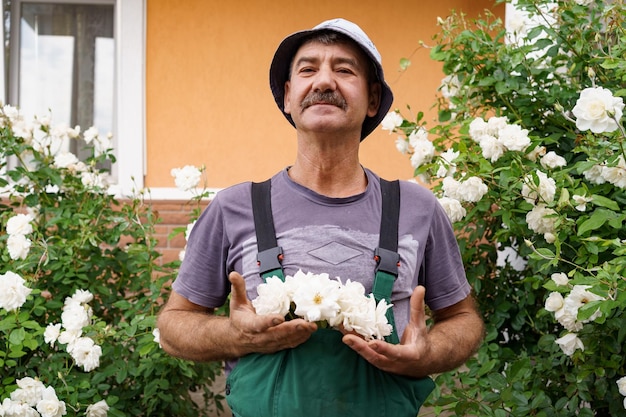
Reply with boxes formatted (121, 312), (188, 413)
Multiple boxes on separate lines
(288, 134), (366, 197)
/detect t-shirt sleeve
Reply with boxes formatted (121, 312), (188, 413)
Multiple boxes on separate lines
(422, 198), (471, 311)
(172, 194), (232, 308)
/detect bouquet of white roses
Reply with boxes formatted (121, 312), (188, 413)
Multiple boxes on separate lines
(252, 270), (393, 341)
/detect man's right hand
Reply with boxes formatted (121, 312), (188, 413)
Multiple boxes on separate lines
(228, 271), (317, 356)
(156, 271), (317, 362)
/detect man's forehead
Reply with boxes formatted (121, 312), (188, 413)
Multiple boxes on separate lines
(291, 40), (368, 67)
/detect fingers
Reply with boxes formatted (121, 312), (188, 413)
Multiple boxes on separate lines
(409, 285), (427, 329)
(228, 271), (250, 308)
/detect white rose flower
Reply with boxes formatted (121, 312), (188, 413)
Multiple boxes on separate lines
(292, 272), (341, 323)
(70, 289), (94, 304)
(478, 134), (506, 162)
(81, 171), (108, 190)
(381, 111), (404, 132)
(544, 292), (564, 312)
(497, 123), (530, 152)
(601, 155), (626, 189)
(409, 137), (435, 169)
(69, 337), (102, 372)
(333, 279), (370, 329)
(469, 117), (488, 141)
(551, 272), (569, 286)
(10, 377), (46, 406)
(7, 233), (32, 260)
(53, 151), (80, 169)
(555, 307), (583, 332)
(617, 376), (626, 396)
(372, 297), (394, 340)
(44, 323), (62, 346)
(86, 400), (109, 417)
(252, 276), (293, 316)
(171, 165), (202, 191)
(68, 125), (81, 138)
(566, 285), (603, 306)
(522, 170), (556, 205)
(442, 177), (462, 200)
(526, 145), (546, 162)
(58, 329), (82, 346)
(458, 176), (488, 203)
(6, 213), (34, 236)
(525, 205), (557, 234)
(408, 127), (429, 149)
(61, 304), (91, 331)
(438, 196), (466, 223)
(93, 135), (113, 157)
(486, 116), (509, 136)
(334, 282), (392, 340)
(572, 194), (593, 211)
(83, 126), (99, 144)
(436, 148), (460, 177)
(0, 271), (33, 311)
(544, 232), (557, 243)
(1, 397), (40, 417)
(564, 285), (604, 323)
(394, 137), (410, 154)
(572, 86), (625, 133)
(540, 151), (567, 169)
(583, 163), (607, 184)
(36, 386), (67, 417)
(555, 332), (584, 356)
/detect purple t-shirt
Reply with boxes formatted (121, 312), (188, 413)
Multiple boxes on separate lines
(173, 168), (470, 339)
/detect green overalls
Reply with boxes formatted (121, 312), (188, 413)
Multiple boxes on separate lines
(226, 179), (434, 417)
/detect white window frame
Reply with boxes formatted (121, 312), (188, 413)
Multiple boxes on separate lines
(0, 0), (146, 197)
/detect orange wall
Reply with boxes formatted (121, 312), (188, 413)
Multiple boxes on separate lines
(146, 1), (503, 189)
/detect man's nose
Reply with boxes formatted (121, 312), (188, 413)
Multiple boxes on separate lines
(312, 66), (337, 92)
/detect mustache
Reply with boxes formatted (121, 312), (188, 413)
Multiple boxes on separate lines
(300, 91), (347, 111)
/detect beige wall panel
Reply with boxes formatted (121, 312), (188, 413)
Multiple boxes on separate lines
(146, 0), (503, 188)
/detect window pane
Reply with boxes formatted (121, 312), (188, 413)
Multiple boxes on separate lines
(16, 3), (114, 157)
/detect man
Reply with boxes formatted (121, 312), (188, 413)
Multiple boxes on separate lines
(157, 18), (484, 416)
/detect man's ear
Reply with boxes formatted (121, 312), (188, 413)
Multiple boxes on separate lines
(283, 81), (292, 115)
(367, 82), (381, 117)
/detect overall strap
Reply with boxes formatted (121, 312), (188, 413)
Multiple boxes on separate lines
(251, 180), (285, 281)
(372, 178), (401, 344)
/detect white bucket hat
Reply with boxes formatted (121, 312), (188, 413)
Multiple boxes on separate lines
(269, 18), (394, 141)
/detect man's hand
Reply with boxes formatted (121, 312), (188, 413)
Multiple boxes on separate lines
(228, 271), (317, 356)
(342, 285), (483, 378)
(157, 272), (317, 362)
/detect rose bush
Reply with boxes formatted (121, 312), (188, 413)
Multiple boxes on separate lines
(0, 107), (224, 416)
(384, 1), (625, 415)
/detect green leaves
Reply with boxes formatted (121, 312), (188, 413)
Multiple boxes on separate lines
(393, 1), (626, 415)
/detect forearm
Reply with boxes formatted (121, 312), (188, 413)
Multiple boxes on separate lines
(420, 309), (484, 376)
(157, 308), (243, 362)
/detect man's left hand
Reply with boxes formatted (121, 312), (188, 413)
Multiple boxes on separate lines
(342, 285), (431, 378)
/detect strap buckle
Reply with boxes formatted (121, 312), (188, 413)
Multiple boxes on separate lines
(374, 247), (400, 276)
(257, 246), (284, 275)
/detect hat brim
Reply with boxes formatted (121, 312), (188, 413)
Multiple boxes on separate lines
(269, 28), (393, 141)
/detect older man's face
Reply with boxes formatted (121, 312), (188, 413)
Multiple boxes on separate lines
(283, 40), (380, 139)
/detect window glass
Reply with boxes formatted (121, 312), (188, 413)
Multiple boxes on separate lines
(9, 2), (114, 159)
